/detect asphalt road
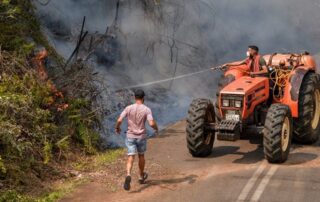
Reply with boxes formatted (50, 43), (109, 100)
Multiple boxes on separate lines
(62, 120), (320, 202)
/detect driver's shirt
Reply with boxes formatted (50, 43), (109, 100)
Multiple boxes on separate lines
(245, 55), (267, 72)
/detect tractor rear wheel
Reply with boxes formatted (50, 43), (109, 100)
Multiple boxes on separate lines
(186, 98), (215, 157)
(293, 73), (320, 144)
(263, 104), (293, 163)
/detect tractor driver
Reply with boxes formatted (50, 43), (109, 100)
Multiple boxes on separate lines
(223, 45), (268, 77)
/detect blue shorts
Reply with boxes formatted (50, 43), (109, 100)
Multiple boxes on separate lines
(125, 138), (147, 155)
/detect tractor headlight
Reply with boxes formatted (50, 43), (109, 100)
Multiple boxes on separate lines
(221, 94), (244, 108)
(222, 99), (230, 107)
(235, 100), (242, 108)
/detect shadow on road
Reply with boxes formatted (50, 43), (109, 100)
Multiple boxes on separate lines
(284, 152), (318, 165)
(130, 174), (198, 193)
(292, 140), (320, 148)
(232, 146), (264, 164)
(206, 145), (264, 164)
(209, 146), (240, 158)
(205, 133), (265, 164)
(157, 126), (318, 166)
(157, 128), (184, 138)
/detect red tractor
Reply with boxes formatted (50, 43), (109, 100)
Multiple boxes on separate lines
(186, 52), (320, 163)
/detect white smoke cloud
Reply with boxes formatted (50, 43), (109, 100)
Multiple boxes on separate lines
(33, 0), (320, 146)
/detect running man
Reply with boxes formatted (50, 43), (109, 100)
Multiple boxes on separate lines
(115, 89), (159, 191)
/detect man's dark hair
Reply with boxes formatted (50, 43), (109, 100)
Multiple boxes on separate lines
(248, 45), (259, 52)
(134, 89), (145, 99)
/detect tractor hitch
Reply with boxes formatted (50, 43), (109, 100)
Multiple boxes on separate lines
(204, 120), (241, 141)
(217, 120), (241, 141)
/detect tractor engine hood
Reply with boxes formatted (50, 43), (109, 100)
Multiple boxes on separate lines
(219, 76), (269, 120)
(220, 77), (269, 95)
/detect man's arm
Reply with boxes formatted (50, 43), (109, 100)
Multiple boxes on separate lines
(148, 120), (159, 133)
(115, 107), (128, 134)
(224, 59), (247, 67)
(251, 66), (268, 75)
(115, 117), (123, 134)
(146, 108), (159, 134)
(250, 67), (268, 76)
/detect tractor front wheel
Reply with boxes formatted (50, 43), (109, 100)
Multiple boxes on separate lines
(263, 104), (293, 163)
(186, 98), (215, 157)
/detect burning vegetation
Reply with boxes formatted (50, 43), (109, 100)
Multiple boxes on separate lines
(2, 0), (320, 200)
(0, 1), (110, 200)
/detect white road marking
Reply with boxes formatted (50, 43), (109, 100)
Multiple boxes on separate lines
(236, 163), (267, 202)
(250, 165), (279, 202)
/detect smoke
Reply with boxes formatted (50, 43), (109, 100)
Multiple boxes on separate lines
(33, 0), (320, 146)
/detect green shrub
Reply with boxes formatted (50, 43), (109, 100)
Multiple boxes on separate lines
(0, 0), (103, 196)
(0, 52), (102, 191)
(0, 0), (63, 60)
(0, 155), (6, 174)
(63, 98), (99, 154)
(0, 73), (58, 182)
(0, 190), (33, 202)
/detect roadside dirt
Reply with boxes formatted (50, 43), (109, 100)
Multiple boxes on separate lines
(60, 120), (320, 202)
(60, 121), (186, 202)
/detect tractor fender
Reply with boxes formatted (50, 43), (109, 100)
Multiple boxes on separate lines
(282, 67), (311, 118)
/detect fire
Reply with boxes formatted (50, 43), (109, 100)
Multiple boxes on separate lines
(31, 47), (68, 111)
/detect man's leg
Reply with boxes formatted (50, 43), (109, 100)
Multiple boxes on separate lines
(138, 154), (145, 177)
(137, 138), (148, 183)
(124, 138), (137, 191)
(127, 155), (135, 176)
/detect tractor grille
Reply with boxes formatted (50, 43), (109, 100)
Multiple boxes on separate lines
(220, 94), (244, 120)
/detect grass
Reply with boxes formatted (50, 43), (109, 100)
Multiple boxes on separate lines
(73, 148), (125, 171)
(0, 178), (88, 202)
(0, 148), (125, 202)
(37, 178), (89, 202)
(42, 148), (124, 201)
